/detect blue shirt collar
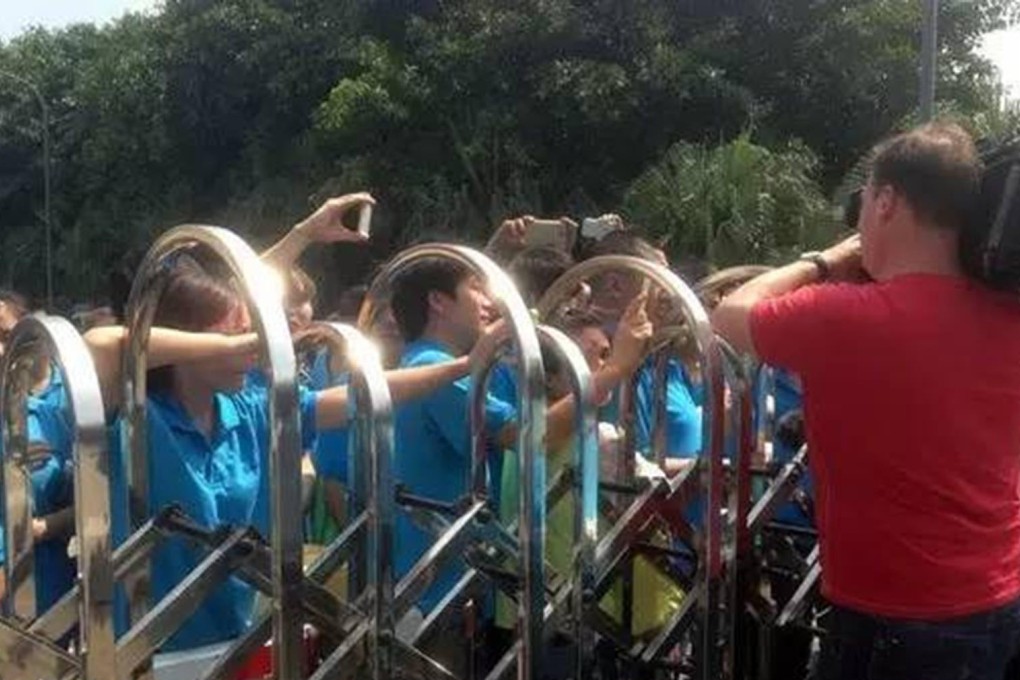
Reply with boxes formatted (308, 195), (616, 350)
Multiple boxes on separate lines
(149, 391), (242, 436)
(404, 337), (457, 357)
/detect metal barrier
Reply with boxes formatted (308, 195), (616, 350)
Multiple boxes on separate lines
(0, 234), (836, 680)
(693, 267), (819, 680)
(356, 244), (552, 680)
(195, 321), (397, 680)
(462, 323), (600, 680)
(118, 225), (305, 680)
(535, 255), (728, 680)
(0, 314), (115, 680)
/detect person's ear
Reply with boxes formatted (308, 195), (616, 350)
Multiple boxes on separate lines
(875, 185), (898, 222)
(427, 290), (448, 317)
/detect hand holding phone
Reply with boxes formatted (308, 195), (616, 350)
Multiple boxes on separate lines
(523, 217), (578, 251)
(297, 192), (374, 244)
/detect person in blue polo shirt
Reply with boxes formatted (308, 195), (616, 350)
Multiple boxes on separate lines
(386, 257), (653, 667)
(84, 193), (500, 653)
(0, 297), (78, 616)
(0, 389), (77, 614)
(584, 232), (704, 463)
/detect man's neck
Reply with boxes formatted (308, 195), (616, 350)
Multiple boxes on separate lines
(873, 225), (964, 281)
(420, 325), (466, 357)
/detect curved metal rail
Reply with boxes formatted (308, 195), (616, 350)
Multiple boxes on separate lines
(0, 314), (114, 679)
(536, 255), (728, 680)
(358, 243), (547, 680)
(121, 225), (303, 679)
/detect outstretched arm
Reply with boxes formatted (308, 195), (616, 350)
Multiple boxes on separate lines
(314, 358), (474, 430)
(313, 320), (508, 430)
(261, 193), (374, 271)
(84, 326), (258, 412)
(711, 235), (861, 356)
(495, 292), (654, 450)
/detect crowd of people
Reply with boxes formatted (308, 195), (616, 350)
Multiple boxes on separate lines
(0, 121), (1019, 680)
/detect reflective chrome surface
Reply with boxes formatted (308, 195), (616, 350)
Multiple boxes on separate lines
(537, 255), (727, 680)
(0, 314), (115, 679)
(123, 225), (303, 678)
(360, 243), (547, 680)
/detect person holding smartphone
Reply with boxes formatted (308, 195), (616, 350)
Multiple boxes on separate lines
(86, 193), (502, 653)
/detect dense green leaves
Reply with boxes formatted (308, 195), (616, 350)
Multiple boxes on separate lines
(0, 0), (1016, 308)
(623, 135), (839, 266)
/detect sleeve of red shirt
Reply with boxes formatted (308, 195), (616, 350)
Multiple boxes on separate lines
(749, 283), (867, 374)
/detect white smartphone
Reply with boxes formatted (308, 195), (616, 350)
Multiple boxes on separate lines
(581, 215), (623, 241)
(357, 203), (373, 237)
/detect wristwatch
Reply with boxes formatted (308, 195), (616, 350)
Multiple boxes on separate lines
(799, 251), (830, 281)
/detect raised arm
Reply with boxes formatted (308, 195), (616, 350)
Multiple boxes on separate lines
(494, 292), (653, 450)
(84, 326), (258, 412)
(261, 193), (374, 271)
(711, 235), (862, 355)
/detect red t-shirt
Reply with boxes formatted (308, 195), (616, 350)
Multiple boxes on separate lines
(750, 273), (1020, 619)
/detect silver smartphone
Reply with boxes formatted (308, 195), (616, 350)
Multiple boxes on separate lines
(357, 203), (373, 237)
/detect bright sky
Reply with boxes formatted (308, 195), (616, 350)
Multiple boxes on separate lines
(1, 1), (1018, 101)
(0, 0), (161, 41)
(981, 26), (1020, 101)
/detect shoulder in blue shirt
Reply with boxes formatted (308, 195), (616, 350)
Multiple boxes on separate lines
(109, 382), (318, 651)
(0, 394), (77, 613)
(393, 339), (516, 613)
(634, 358), (703, 458)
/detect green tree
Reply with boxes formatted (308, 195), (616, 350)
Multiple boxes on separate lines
(623, 134), (840, 266)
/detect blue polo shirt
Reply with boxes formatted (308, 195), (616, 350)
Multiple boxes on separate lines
(109, 381), (319, 651)
(759, 369), (811, 527)
(394, 339), (516, 613)
(310, 350), (351, 485)
(35, 365), (68, 412)
(0, 394), (77, 613)
(602, 357), (703, 459)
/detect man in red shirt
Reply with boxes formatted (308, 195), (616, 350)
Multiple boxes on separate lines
(712, 122), (1020, 679)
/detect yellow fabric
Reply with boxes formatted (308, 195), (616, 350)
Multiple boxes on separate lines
(599, 549), (686, 638)
(496, 445), (684, 637)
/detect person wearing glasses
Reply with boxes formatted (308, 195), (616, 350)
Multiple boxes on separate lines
(711, 123), (1020, 680)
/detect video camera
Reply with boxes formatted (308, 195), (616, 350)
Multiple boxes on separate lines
(962, 137), (1020, 290)
(844, 136), (1020, 291)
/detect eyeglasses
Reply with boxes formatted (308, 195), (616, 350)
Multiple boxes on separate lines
(844, 188), (863, 229)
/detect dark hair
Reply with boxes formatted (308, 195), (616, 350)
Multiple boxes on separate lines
(334, 284), (368, 322)
(540, 338), (564, 381)
(582, 231), (661, 296)
(0, 288), (29, 317)
(869, 122), (981, 232)
(390, 258), (470, 342)
(148, 257), (241, 392)
(508, 247), (575, 306)
(557, 309), (604, 336)
(582, 231), (660, 262)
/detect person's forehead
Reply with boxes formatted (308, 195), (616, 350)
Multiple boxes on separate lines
(576, 325), (608, 342)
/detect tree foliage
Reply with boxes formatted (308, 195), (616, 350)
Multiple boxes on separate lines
(623, 134), (839, 266)
(0, 0), (1015, 307)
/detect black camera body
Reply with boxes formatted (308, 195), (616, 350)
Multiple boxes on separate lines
(962, 138), (1020, 290)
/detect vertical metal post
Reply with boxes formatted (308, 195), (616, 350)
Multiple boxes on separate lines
(920, 0), (939, 121)
(124, 226), (304, 679)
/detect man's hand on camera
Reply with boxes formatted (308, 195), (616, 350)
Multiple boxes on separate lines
(822, 234), (867, 282)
